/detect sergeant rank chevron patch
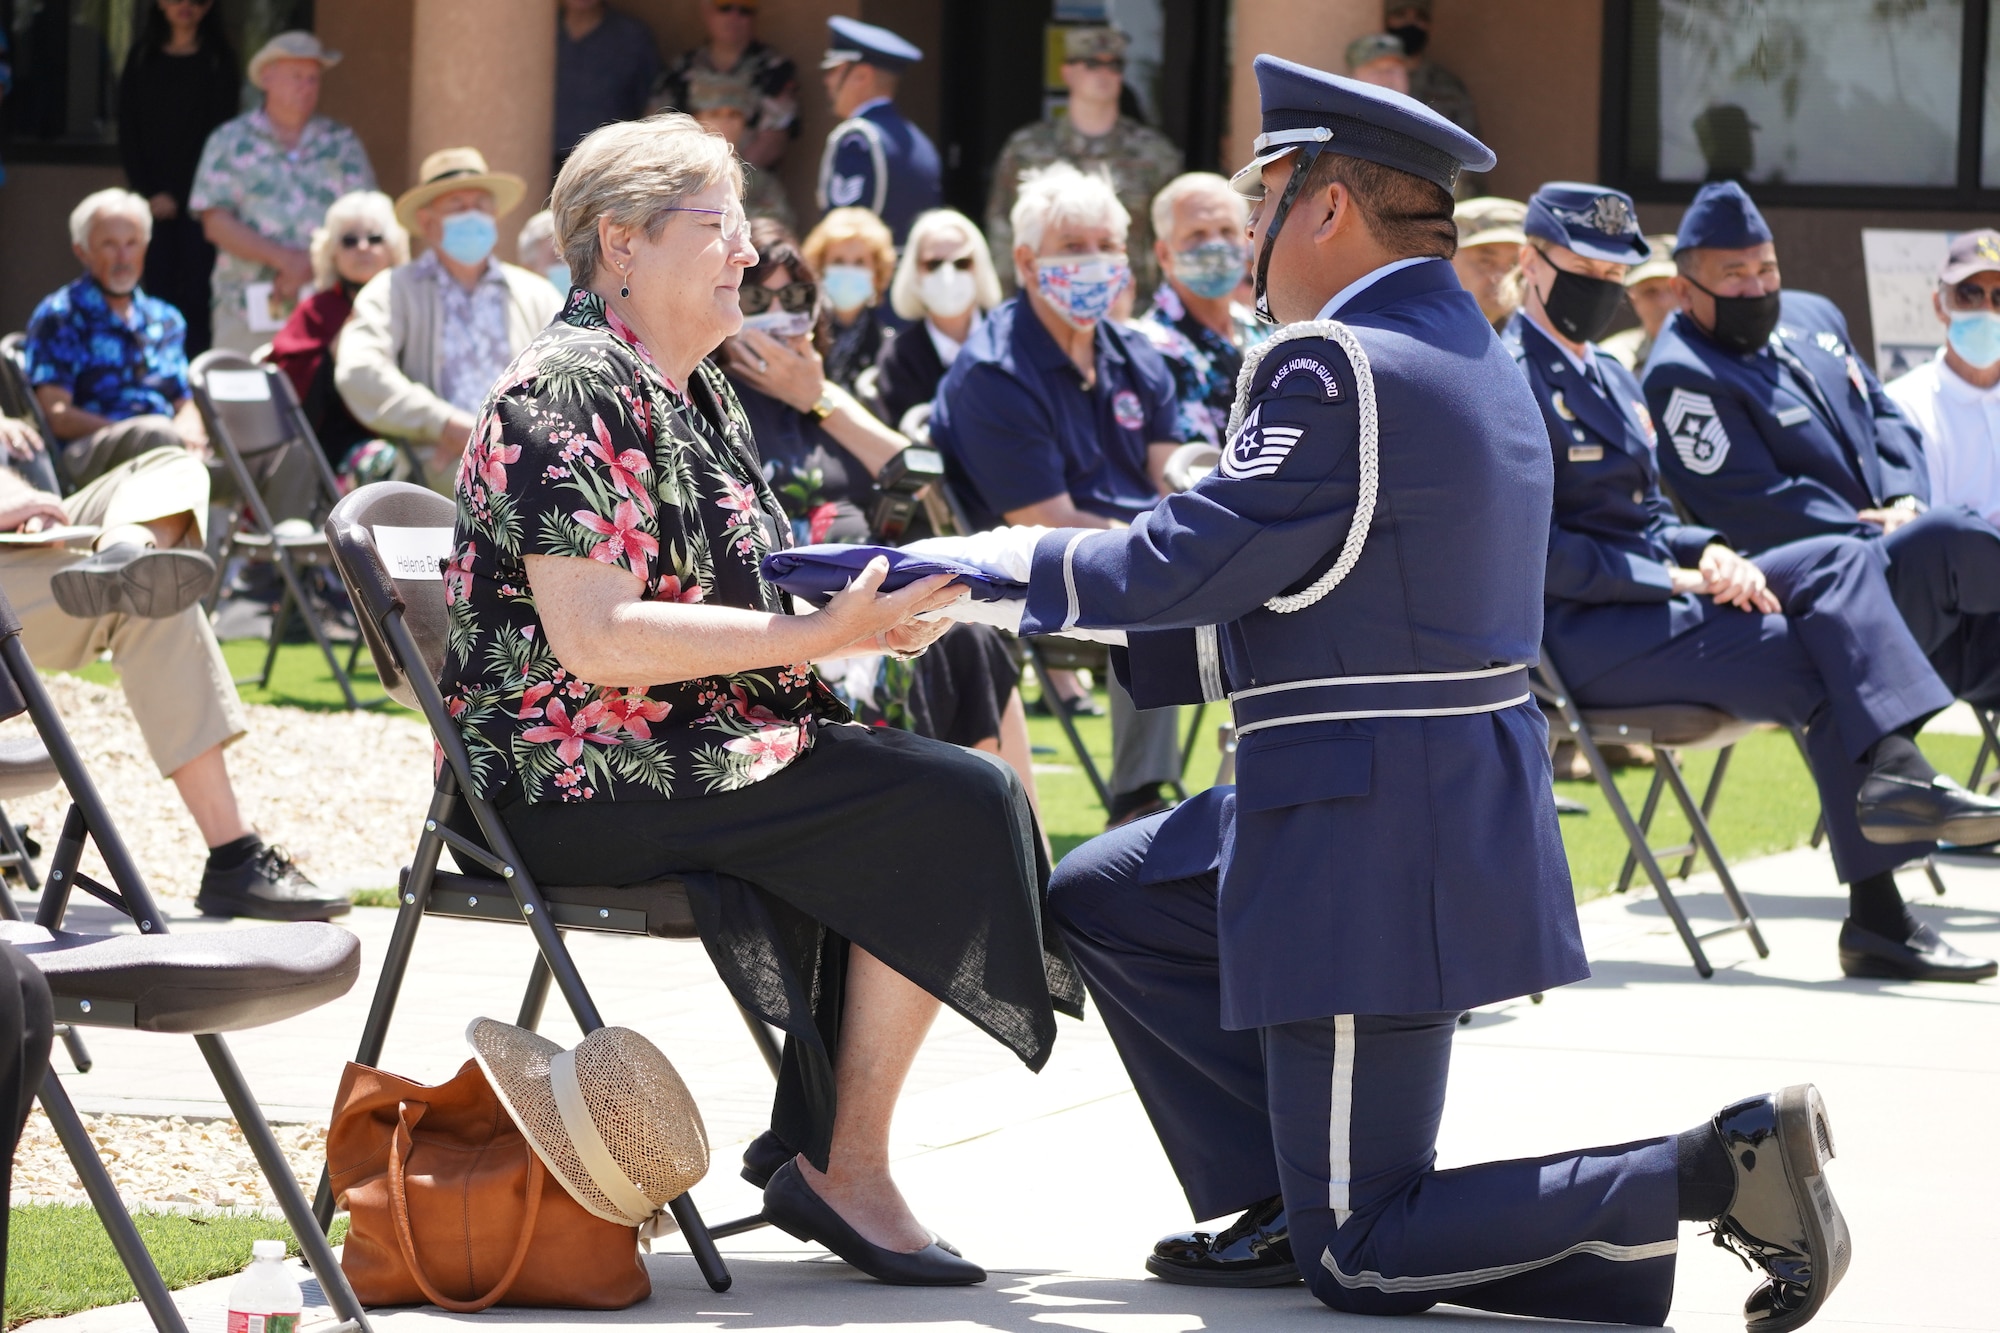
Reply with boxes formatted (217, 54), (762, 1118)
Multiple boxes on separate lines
(1662, 388), (1731, 475)
(1221, 404), (1307, 480)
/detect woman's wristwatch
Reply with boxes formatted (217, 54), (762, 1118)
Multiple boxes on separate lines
(809, 387), (839, 421)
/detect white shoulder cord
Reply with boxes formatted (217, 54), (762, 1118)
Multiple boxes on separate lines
(1224, 320), (1380, 614)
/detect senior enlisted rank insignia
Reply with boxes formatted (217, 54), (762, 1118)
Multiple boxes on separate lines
(1663, 386), (1730, 474)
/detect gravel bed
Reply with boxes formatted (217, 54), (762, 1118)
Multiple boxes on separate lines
(0, 674), (436, 905)
(13, 1109), (325, 1209)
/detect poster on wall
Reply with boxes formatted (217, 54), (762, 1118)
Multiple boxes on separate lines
(1862, 229), (1951, 380)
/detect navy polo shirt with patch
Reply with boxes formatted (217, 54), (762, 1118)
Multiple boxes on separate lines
(931, 295), (1181, 531)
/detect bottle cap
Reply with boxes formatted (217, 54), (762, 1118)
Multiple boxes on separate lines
(251, 1239), (286, 1260)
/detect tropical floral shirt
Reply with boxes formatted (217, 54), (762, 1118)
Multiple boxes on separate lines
(1133, 284), (1269, 446)
(440, 289), (843, 804)
(188, 110), (375, 328)
(23, 277), (188, 420)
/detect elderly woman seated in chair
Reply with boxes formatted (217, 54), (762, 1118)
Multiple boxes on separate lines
(436, 113), (1080, 1287)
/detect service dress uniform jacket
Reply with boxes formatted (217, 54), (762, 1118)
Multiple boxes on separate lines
(1023, 258), (1588, 1025)
(815, 97), (941, 245)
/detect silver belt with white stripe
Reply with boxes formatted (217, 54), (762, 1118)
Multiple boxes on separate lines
(1228, 665), (1533, 738)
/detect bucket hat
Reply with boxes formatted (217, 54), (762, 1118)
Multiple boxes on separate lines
(247, 31), (340, 89)
(395, 148), (527, 232)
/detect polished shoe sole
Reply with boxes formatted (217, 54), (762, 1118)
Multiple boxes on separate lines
(1755, 1084), (1850, 1333)
(51, 549), (215, 621)
(194, 892), (351, 922)
(1145, 1254), (1302, 1288)
(1857, 808), (2000, 847)
(1838, 947), (1997, 983)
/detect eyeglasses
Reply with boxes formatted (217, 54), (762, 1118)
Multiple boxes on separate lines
(339, 232), (386, 249)
(739, 280), (817, 315)
(1067, 56), (1125, 72)
(920, 256), (974, 273)
(1943, 280), (2000, 312)
(662, 204), (750, 247)
(714, 2), (756, 14)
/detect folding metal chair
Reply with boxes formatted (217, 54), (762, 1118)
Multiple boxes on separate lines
(0, 585), (371, 1333)
(0, 332), (72, 495)
(1024, 635), (1205, 809)
(0, 737), (93, 1073)
(1966, 705), (2000, 794)
(314, 481), (780, 1294)
(188, 350), (365, 709)
(1533, 655), (1769, 976)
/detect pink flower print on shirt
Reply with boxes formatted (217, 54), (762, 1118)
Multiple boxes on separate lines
(598, 688), (672, 739)
(443, 546), (474, 606)
(573, 498), (659, 570)
(521, 698), (622, 765)
(584, 414), (651, 500)
(516, 680), (555, 720)
(724, 720), (805, 782)
(652, 573), (705, 603)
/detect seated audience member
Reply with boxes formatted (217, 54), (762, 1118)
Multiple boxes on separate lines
(1450, 195), (1526, 330)
(440, 114), (1079, 1282)
(873, 208), (1003, 430)
(1646, 183), (2000, 717)
(655, 0), (799, 171)
(1344, 32), (1409, 93)
(335, 149), (563, 489)
(681, 70), (797, 232)
(930, 163), (1184, 827)
(554, 0), (661, 165)
(718, 221), (1040, 808)
(1601, 233), (1677, 372)
(1134, 172), (1265, 446)
(268, 189), (410, 488)
(516, 209), (568, 290)
(1887, 229), (2000, 530)
(26, 189), (207, 489)
(802, 208), (897, 391)
(1511, 183), (1997, 983)
(190, 32), (375, 353)
(0, 417), (346, 921)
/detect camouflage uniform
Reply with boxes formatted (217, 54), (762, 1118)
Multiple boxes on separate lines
(985, 115), (1182, 298)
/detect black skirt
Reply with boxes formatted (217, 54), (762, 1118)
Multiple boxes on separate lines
(453, 723), (1083, 1166)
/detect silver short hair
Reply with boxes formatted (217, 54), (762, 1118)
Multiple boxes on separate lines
(309, 190), (408, 290)
(1149, 172), (1246, 247)
(550, 113), (742, 286)
(889, 210), (1004, 322)
(1008, 162), (1129, 255)
(69, 188), (153, 248)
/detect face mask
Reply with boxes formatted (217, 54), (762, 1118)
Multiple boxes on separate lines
(1686, 276), (1782, 355)
(1387, 22), (1429, 56)
(1035, 255), (1131, 328)
(741, 308), (816, 339)
(544, 262), (571, 291)
(439, 210), (497, 266)
(1172, 239), (1249, 301)
(1540, 265), (1627, 344)
(820, 263), (876, 314)
(1948, 311), (2000, 370)
(919, 265), (977, 318)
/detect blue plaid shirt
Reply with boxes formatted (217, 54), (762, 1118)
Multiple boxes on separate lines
(23, 277), (189, 422)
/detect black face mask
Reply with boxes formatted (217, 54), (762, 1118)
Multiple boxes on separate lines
(1686, 276), (1781, 355)
(1388, 22), (1429, 56)
(1541, 266), (1627, 344)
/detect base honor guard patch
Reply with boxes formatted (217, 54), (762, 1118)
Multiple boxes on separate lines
(1221, 403), (1306, 479)
(1662, 388), (1730, 475)
(1266, 353), (1342, 402)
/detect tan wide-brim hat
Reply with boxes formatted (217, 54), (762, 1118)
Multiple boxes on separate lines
(1624, 233), (1679, 287)
(467, 1018), (709, 1236)
(1454, 195), (1527, 251)
(247, 30), (340, 89)
(395, 147), (527, 232)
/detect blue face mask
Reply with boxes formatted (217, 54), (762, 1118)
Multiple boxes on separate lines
(1948, 311), (2000, 370)
(439, 210), (497, 267)
(1171, 240), (1249, 301)
(1035, 255), (1131, 328)
(543, 262), (571, 291)
(819, 263), (877, 314)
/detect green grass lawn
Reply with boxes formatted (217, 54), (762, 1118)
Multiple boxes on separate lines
(4, 1207), (345, 1328)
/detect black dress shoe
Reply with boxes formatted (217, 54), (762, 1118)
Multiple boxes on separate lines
(1838, 917), (1997, 982)
(1707, 1085), (1850, 1333)
(762, 1161), (985, 1286)
(51, 545), (215, 621)
(1856, 771), (2000, 847)
(195, 843), (349, 921)
(741, 1130), (793, 1189)
(1146, 1195), (1299, 1287)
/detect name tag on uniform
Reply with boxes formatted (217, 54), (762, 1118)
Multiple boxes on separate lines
(1776, 405), (1813, 427)
(1568, 444), (1604, 462)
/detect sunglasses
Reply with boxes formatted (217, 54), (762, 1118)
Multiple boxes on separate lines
(1944, 280), (2000, 312)
(739, 281), (817, 314)
(340, 232), (386, 249)
(1068, 56), (1125, 72)
(921, 256), (974, 273)
(714, 2), (756, 14)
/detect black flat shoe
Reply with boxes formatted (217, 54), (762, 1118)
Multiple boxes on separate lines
(762, 1160), (984, 1286)
(1146, 1195), (1299, 1288)
(1838, 917), (1996, 982)
(51, 545), (215, 621)
(1707, 1085), (1850, 1333)
(1856, 771), (2000, 846)
(741, 1130), (793, 1189)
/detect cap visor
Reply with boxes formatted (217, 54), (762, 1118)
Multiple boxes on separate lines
(1940, 259), (2000, 284)
(1230, 147), (1297, 197)
(819, 51), (861, 70)
(1566, 236), (1652, 265)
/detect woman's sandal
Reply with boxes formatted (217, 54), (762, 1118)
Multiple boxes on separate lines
(762, 1160), (986, 1286)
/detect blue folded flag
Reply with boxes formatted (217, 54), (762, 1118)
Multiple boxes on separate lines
(761, 544), (1027, 607)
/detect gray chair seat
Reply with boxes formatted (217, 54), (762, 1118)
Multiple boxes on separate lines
(0, 919), (359, 1033)
(1576, 704), (1759, 751)
(0, 737), (58, 801)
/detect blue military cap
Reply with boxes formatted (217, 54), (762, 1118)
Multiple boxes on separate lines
(1676, 181), (1773, 251)
(1236, 54), (1494, 195)
(822, 16), (922, 72)
(1524, 183), (1651, 264)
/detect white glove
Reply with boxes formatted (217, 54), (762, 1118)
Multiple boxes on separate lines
(915, 595), (1024, 633)
(901, 526), (1050, 584)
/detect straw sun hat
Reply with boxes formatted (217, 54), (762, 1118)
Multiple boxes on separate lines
(467, 1018), (709, 1243)
(394, 148), (527, 233)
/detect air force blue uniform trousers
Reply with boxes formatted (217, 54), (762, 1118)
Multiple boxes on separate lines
(1513, 314), (1952, 885)
(1037, 261), (1682, 1324)
(1648, 294), (2000, 708)
(815, 98), (941, 245)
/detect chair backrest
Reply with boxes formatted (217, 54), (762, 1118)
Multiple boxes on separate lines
(0, 335), (69, 493)
(324, 481), (457, 711)
(189, 350), (297, 456)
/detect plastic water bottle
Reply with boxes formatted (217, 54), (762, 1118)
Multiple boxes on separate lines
(226, 1239), (303, 1333)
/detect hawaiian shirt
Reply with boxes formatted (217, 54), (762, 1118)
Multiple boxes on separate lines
(1133, 283), (1267, 446)
(188, 110), (375, 327)
(657, 40), (799, 138)
(23, 277), (189, 421)
(440, 290), (844, 804)
(425, 251), (515, 416)
(985, 115), (1182, 297)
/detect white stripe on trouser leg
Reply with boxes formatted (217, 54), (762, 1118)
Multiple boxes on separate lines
(1328, 1014), (1355, 1226)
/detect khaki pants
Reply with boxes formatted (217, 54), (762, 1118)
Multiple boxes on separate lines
(0, 449), (244, 778)
(60, 415), (185, 491)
